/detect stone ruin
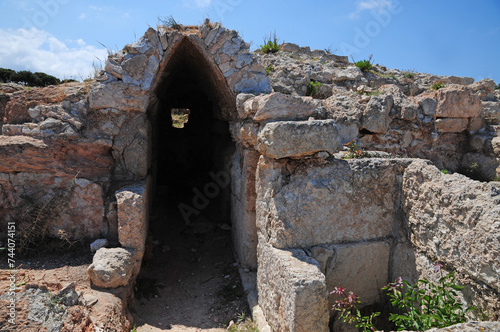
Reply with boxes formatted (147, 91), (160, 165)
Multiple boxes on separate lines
(1, 19), (499, 331)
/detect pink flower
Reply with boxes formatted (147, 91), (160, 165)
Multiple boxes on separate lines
(331, 286), (346, 295)
(434, 261), (444, 273)
(346, 292), (358, 304)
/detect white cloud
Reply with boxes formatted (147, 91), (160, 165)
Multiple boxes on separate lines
(0, 28), (108, 80)
(78, 12), (87, 20)
(349, 0), (394, 19)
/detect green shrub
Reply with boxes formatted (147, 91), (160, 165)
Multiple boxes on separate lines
(331, 264), (473, 332)
(441, 169), (450, 174)
(431, 81), (446, 90)
(383, 271), (472, 331)
(306, 80), (321, 97)
(402, 71), (416, 79)
(495, 83), (500, 90)
(265, 64), (275, 76)
(260, 31), (279, 54)
(352, 54), (373, 72)
(356, 59), (373, 72)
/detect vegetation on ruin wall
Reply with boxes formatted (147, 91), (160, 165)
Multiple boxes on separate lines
(331, 263), (476, 332)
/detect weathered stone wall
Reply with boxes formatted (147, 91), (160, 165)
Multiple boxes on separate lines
(402, 159), (500, 317)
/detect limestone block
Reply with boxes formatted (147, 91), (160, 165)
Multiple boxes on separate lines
(116, 181), (149, 260)
(122, 54), (148, 83)
(112, 113), (150, 180)
(361, 94), (393, 133)
(242, 92), (322, 122)
(403, 159), (500, 291)
(257, 119), (341, 159)
(391, 242), (418, 284)
(89, 82), (149, 112)
(280, 43), (300, 53)
(416, 95), (438, 116)
(311, 242), (390, 307)
(87, 248), (136, 288)
(332, 66), (363, 82)
(256, 156), (409, 248)
(436, 85), (481, 118)
(232, 71), (272, 95)
(257, 240), (329, 332)
(468, 117), (484, 131)
(435, 118), (468, 133)
(231, 148), (259, 269)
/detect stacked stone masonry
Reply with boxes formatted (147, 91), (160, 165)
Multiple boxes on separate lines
(1, 21), (499, 331)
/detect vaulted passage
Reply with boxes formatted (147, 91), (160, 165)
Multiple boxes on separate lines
(132, 37), (246, 328)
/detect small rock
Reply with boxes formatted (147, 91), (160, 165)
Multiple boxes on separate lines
(80, 293), (98, 307)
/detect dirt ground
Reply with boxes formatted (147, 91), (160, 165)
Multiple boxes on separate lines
(131, 199), (250, 332)
(0, 198), (250, 332)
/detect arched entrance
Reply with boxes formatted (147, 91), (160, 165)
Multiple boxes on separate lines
(132, 35), (246, 328)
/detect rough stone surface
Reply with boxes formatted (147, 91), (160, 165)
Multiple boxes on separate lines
(116, 181), (149, 259)
(435, 85), (482, 118)
(435, 118), (469, 133)
(361, 94), (394, 133)
(312, 241), (390, 308)
(257, 239), (329, 332)
(241, 92), (323, 122)
(256, 156), (411, 248)
(403, 159), (500, 292)
(87, 247), (136, 288)
(231, 148), (259, 269)
(428, 321), (500, 332)
(257, 119), (342, 159)
(89, 82), (150, 112)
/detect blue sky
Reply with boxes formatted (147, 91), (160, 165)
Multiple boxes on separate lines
(0, 0), (499, 84)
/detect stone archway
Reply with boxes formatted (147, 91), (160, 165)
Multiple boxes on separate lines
(88, 19), (270, 292)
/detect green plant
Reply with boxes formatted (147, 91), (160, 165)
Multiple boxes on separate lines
(260, 31), (279, 54)
(383, 269), (472, 331)
(228, 313), (259, 332)
(352, 54), (374, 72)
(265, 64), (275, 76)
(343, 140), (371, 159)
(402, 70), (416, 79)
(306, 80), (321, 97)
(493, 176), (500, 182)
(331, 287), (380, 332)
(495, 83), (500, 90)
(431, 81), (445, 90)
(131, 325), (137, 332)
(441, 169), (450, 174)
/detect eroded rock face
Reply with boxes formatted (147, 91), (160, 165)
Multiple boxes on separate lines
(88, 248), (136, 288)
(435, 85), (482, 118)
(256, 156), (412, 248)
(403, 159), (500, 292)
